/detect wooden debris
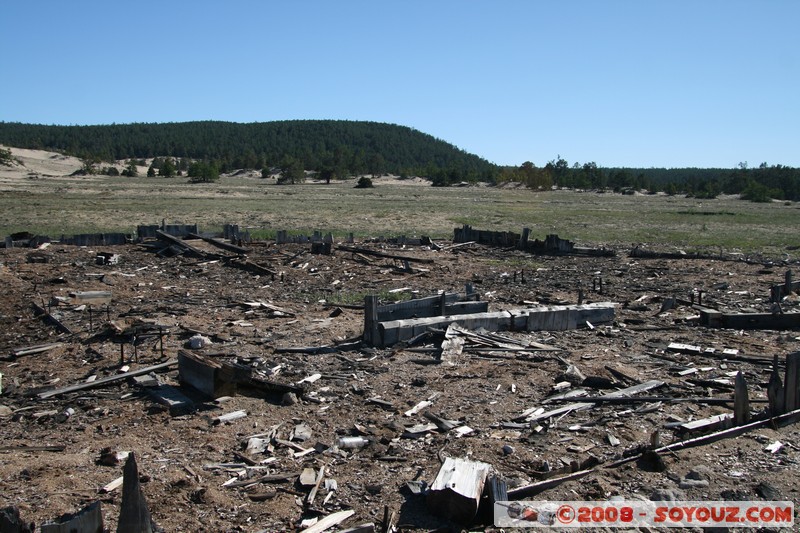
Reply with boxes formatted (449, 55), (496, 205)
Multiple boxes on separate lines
(678, 413), (734, 434)
(212, 410), (247, 425)
(507, 469), (594, 500)
(699, 307), (800, 330)
(338, 523), (375, 533)
(8, 342), (64, 360)
(117, 453), (157, 533)
(299, 509), (355, 533)
(374, 303), (615, 347)
(768, 354), (785, 416)
(0, 445), (66, 453)
(38, 359), (178, 399)
(155, 230), (210, 258)
(100, 476), (124, 494)
(41, 501), (103, 533)
(785, 351), (800, 412)
(299, 468), (317, 487)
(145, 384), (195, 416)
(439, 325), (464, 365)
(306, 466), (325, 506)
(0, 506), (33, 533)
(337, 245), (434, 264)
(734, 371), (750, 425)
(31, 301), (72, 335)
(178, 349), (237, 399)
(69, 291), (113, 305)
(426, 456), (491, 523)
(520, 379), (665, 422)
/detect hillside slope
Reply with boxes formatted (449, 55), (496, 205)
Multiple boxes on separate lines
(0, 120), (498, 183)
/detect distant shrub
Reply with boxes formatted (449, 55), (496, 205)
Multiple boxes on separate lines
(0, 147), (13, 166)
(355, 177), (374, 188)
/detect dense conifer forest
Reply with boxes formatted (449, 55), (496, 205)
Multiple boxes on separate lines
(0, 120), (497, 184)
(0, 120), (798, 200)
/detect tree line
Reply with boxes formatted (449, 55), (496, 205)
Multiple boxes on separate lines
(1, 120), (797, 199)
(0, 120), (497, 184)
(499, 157), (800, 202)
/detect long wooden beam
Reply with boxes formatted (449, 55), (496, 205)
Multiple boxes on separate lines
(38, 359), (178, 399)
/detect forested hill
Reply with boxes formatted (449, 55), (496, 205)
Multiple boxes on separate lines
(0, 120), (497, 183)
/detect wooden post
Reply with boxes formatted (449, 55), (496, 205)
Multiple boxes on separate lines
(768, 354), (785, 416)
(784, 351), (800, 412)
(117, 453), (155, 533)
(439, 292), (448, 316)
(364, 295), (380, 347)
(734, 371), (750, 425)
(518, 227), (530, 250)
(427, 457), (491, 524)
(786, 270), (794, 295)
(88, 305), (93, 332)
(158, 327), (164, 358)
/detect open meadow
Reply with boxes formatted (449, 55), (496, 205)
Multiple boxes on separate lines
(2, 147), (800, 531)
(0, 148), (798, 256)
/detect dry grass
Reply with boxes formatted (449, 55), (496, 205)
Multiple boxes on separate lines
(1, 154), (798, 256)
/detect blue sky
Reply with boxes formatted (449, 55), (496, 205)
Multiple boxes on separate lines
(1, 1), (797, 168)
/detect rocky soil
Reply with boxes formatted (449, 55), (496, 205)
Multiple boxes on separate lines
(1, 238), (798, 532)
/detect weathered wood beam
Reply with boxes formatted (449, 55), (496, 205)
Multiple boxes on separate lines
(187, 233), (250, 255)
(154, 230), (209, 258)
(38, 359), (178, 399)
(337, 245), (434, 264)
(31, 302), (72, 335)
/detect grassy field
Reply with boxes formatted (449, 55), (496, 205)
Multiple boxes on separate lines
(0, 172), (798, 256)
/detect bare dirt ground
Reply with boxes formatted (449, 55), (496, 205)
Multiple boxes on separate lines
(1, 235), (799, 532)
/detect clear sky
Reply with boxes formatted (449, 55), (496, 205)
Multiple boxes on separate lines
(1, 1), (797, 168)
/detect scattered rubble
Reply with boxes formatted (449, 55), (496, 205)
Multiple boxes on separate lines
(1, 228), (800, 531)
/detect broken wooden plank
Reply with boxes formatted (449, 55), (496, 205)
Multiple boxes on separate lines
(299, 510), (355, 533)
(338, 523), (375, 533)
(306, 466), (325, 506)
(678, 413), (734, 434)
(427, 457), (491, 524)
(0, 445), (67, 453)
(520, 379), (665, 422)
(155, 230), (210, 258)
(69, 291), (113, 305)
(337, 245), (434, 264)
(145, 384), (195, 416)
(187, 233), (250, 255)
(38, 359), (178, 399)
(374, 303), (615, 347)
(41, 501), (103, 533)
(507, 468), (594, 500)
(31, 302), (72, 335)
(439, 325), (464, 365)
(10, 342), (64, 359)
